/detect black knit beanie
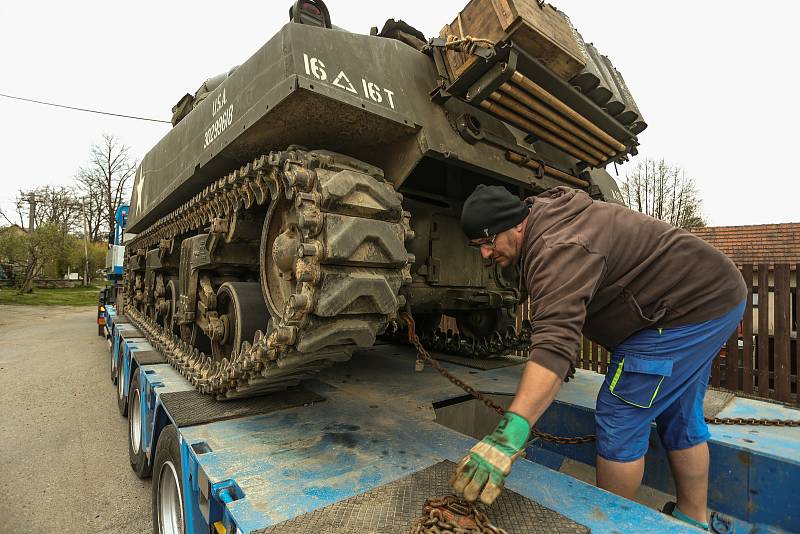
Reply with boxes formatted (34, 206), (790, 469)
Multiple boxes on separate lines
(460, 185), (529, 240)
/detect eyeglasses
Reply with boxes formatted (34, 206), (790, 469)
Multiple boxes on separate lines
(468, 234), (497, 250)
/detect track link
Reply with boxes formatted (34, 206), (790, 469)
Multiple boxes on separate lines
(384, 320), (533, 359)
(125, 148), (413, 399)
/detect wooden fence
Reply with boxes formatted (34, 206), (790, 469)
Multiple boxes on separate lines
(710, 263), (799, 404)
(444, 262), (799, 405)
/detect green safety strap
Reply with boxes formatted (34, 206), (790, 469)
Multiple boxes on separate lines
(608, 357), (665, 409)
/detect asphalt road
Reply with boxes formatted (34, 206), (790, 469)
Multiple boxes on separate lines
(0, 305), (151, 533)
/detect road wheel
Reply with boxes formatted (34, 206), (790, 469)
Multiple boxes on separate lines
(152, 424), (185, 534)
(212, 281), (270, 360)
(117, 357), (128, 417)
(128, 370), (151, 478)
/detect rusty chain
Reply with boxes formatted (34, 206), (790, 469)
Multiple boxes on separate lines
(410, 495), (508, 534)
(704, 417), (800, 427)
(400, 312), (800, 443)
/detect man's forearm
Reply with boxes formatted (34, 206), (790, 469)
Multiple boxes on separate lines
(508, 361), (563, 425)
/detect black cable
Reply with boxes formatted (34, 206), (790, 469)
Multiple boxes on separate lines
(0, 92), (171, 124)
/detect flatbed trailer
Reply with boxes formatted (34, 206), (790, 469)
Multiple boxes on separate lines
(103, 305), (800, 533)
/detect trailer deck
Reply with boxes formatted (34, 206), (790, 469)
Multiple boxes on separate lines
(104, 306), (800, 533)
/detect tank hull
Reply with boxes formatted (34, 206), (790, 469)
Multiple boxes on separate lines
(129, 23), (614, 233)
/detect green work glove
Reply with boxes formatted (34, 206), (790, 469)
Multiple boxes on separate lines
(450, 411), (530, 505)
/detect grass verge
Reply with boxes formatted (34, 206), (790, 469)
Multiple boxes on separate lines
(0, 285), (102, 306)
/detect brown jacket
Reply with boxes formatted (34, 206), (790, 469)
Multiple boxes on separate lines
(521, 187), (746, 379)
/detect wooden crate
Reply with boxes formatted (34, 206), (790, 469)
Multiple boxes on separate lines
(440, 0), (585, 81)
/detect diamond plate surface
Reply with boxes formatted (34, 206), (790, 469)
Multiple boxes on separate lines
(253, 460), (589, 534)
(160, 387), (324, 428)
(704, 388), (735, 418)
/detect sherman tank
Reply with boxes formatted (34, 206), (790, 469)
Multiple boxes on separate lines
(123, 0), (645, 399)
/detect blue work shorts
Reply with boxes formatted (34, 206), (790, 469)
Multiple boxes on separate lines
(595, 299), (746, 462)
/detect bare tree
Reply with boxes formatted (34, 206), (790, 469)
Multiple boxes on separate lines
(76, 133), (136, 240)
(1, 192), (35, 230)
(0, 202), (23, 228)
(33, 186), (83, 233)
(4, 186), (83, 233)
(620, 158), (706, 229)
(79, 184), (105, 242)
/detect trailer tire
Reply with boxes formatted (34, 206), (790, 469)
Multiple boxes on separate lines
(152, 424), (185, 534)
(117, 359), (128, 417)
(128, 370), (151, 478)
(111, 343), (118, 385)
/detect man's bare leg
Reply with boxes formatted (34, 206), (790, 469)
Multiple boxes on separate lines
(596, 456), (645, 500)
(666, 442), (709, 524)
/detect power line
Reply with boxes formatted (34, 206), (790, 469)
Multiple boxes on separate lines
(0, 92), (171, 124)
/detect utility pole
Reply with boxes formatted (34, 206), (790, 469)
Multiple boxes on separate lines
(80, 198), (90, 286)
(26, 192), (37, 232)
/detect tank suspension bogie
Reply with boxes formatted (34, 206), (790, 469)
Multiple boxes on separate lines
(132, 273), (145, 311)
(162, 279), (178, 334)
(195, 273), (224, 343)
(153, 274), (171, 321)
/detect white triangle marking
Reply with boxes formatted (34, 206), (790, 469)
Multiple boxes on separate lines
(332, 71), (357, 94)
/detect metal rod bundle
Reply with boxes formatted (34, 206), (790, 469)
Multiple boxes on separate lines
(476, 68), (630, 167)
(510, 71), (626, 154)
(498, 82), (617, 157)
(488, 91), (606, 161)
(479, 99), (601, 165)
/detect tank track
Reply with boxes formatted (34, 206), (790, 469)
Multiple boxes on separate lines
(386, 320), (533, 358)
(124, 148), (414, 399)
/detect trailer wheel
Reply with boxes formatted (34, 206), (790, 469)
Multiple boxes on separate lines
(117, 359), (128, 417)
(111, 342), (119, 385)
(128, 370), (151, 478)
(152, 424), (185, 534)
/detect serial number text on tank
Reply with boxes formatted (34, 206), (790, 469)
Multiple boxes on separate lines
(204, 88), (235, 149)
(303, 53), (396, 110)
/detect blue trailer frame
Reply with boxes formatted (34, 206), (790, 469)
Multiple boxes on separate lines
(97, 204), (130, 335)
(106, 204), (129, 279)
(102, 306), (799, 533)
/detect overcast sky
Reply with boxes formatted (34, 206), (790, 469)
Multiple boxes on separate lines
(1, 1), (797, 227)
